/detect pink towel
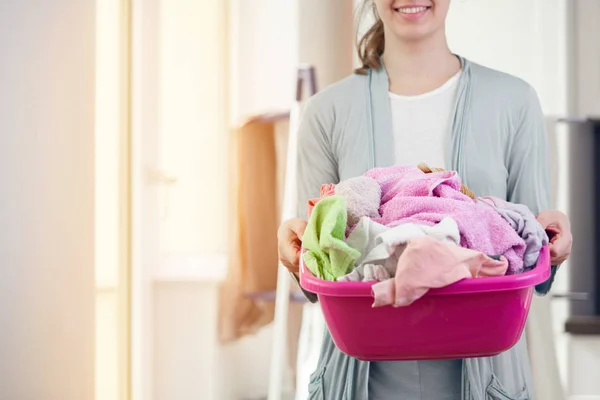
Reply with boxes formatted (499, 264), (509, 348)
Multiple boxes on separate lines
(364, 166), (526, 273)
(371, 236), (509, 308)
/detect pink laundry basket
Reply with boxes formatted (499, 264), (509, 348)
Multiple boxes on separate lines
(299, 246), (551, 361)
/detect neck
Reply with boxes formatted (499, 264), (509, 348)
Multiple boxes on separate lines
(382, 29), (461, 95)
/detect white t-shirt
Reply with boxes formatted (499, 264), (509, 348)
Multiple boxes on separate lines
(389, 71), (462, 168)
(367, 71), (464, 400)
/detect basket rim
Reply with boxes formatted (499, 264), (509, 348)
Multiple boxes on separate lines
(300, 246), (551, 297)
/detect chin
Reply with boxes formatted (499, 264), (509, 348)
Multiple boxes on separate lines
(391, 25), (436, 42)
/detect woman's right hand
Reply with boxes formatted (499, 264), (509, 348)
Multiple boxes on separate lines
(277, 218), (308, 273)
(537, 210), (572, 265)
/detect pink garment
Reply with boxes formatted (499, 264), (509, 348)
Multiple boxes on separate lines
(321, 183), (336, 197)
(364, 166), (526, 273)
(307, 183), (336, 218)
(371, 236), (509, 308)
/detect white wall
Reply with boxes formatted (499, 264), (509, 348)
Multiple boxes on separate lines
(0, 1), (95, 399)
(571, 0), (600, 117)
(229, 0), (354, 121)
(446, 0), (568, 116)
(297, 0), (355, 91)
(229, 0), (299, 122)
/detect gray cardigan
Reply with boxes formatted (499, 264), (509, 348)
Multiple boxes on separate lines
(295, 57), (556, 399)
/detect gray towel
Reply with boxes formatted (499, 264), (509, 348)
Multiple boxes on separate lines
(477, 196), (549, 268)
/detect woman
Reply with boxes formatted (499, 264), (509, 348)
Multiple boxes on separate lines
(278, 0), (572, 399)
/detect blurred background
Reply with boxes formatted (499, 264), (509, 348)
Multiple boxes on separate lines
(1, 0), (600, 399)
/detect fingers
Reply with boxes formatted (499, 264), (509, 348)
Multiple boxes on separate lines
(549, 233), (572, 265)
(278, 241), (300, 272)
(537, 210), (570, 231)
(287, 218), (307, 239)
(280, 240), (300, 272)
(277, 218), (307, 242)
(537, 210), (572, 265)
(277, 218), (307, 273)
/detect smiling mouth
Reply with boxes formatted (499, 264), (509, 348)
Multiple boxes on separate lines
(394, 6), (431, 14)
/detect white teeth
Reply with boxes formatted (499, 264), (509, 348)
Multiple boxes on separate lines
(396, 6), (428, 14)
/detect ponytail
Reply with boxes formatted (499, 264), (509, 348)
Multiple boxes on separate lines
(355, 0), (385, 75)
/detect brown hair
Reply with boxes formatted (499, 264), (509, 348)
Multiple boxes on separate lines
(355, 0), (385, 75)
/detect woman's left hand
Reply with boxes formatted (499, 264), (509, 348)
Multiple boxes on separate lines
(537, 210), (572, 265)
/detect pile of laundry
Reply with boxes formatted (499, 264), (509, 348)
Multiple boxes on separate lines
(301, 164), (549, 308)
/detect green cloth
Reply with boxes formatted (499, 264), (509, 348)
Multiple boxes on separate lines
(302, 195), (360, 281)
